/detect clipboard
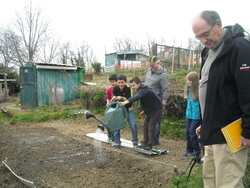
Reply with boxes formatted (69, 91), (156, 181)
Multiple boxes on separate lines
(221, 118), (244, 153)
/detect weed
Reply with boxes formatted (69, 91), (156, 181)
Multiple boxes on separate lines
(161, 118), (186, 139)
(171, 166), (203, 188)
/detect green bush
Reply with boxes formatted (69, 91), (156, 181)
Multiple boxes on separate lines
(79, 85), (106, 110)
(165, 95), (186, 119)
(91, 62), (102, 75)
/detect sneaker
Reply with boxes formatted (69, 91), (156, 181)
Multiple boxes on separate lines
(191, 151), (200, 157)
(107, 138), (112, 144)
(201, 157), (204, 162)
(196, 156), (203, 164)
(153, 141), (160, 146)
(143, 145), (152, 150)
(182, 152), (192, 157)
(133, 142), (138, 147)
(113, 145), (121, 149)
(139, 142), (147, 148)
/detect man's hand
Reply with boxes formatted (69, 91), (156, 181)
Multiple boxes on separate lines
(162, 100), (167, 110)
(162, 100), (167, 106)
(238, 136), (250, 148)
(196, 125), (201, 136)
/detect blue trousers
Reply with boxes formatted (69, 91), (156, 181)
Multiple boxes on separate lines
(113, 111), (138, 145)
(186, 119), (201, 154)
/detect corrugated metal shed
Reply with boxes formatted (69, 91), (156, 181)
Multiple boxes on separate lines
(105, 50), (148, 67)
(105, 53), (116, 66)
(20, 62), (83, 108)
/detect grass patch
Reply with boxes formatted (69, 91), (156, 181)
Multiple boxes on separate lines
(161, 118), (186, 139)
(0, 104), (80, 125)
(169, 68), (200, 79)
(169, 70), (190, 79)
(171, 165), (203, 188)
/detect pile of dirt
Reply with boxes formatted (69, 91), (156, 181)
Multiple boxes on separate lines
(0, 118), (197, 187)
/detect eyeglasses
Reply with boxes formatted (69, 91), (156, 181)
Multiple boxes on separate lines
(195, 24), (215, 40)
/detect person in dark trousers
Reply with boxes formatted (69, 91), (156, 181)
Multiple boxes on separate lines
(193, 10), (250, 188)
(145, 56), (169, 146)
(112, 74), (138, 148)
(119, 76), (163, 150)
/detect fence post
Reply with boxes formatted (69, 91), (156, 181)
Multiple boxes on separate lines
(188, 50), (192, 69)
(4, 73), (8, 101)
(171, 46), (175, 73)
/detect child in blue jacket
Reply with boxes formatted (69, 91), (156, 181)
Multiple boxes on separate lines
(183, 71), (201, 157)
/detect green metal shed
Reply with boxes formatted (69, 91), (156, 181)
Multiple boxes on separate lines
(20, 62), (83, 108)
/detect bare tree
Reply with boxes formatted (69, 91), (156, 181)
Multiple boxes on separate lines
(58, 42), (72, 64)
(58, 41), (97, 70)
(187, 38), (203, 52)
(86, 49), (97, 70)
(0, 28), (15, 70)
(10, 2), (49, 66)
(39, 35), (59, 63)
(76, 42), (96, 70)
(187, 38), (204, 66)
(146, 35), (156, 56)
(113, 36), (137, 51)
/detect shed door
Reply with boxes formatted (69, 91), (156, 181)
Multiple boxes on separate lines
(20, 67), (37, 108)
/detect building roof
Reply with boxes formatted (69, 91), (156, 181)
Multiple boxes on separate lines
(25, 62), (84, 70)
(32, 62), (76, 67)
(106, 50), (148, 56)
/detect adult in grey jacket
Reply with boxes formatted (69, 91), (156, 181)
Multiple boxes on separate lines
(145, 56), (169, 145)
(193, 10), (250, 188)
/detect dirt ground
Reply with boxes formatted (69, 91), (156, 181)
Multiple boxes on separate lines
(0, 116), (199, 188)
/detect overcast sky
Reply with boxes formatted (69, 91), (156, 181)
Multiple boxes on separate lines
(0, 0), (249, 63)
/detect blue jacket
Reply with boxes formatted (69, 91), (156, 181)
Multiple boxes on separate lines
(186, 89), (200, 120)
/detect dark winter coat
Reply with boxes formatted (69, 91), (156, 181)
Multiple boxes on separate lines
(128, 85), (163, 117)
(200, 23), (250, 145)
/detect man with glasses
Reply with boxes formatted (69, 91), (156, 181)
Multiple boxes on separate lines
(193, 10), (250, 188)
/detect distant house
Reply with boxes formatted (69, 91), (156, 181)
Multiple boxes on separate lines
(105, 50), (149, 72)
(20, 62), (83, 108)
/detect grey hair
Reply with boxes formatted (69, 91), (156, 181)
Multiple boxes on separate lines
(201, 10), (221, 26)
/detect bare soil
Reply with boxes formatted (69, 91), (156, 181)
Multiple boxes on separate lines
(0, 116), (197, 188)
